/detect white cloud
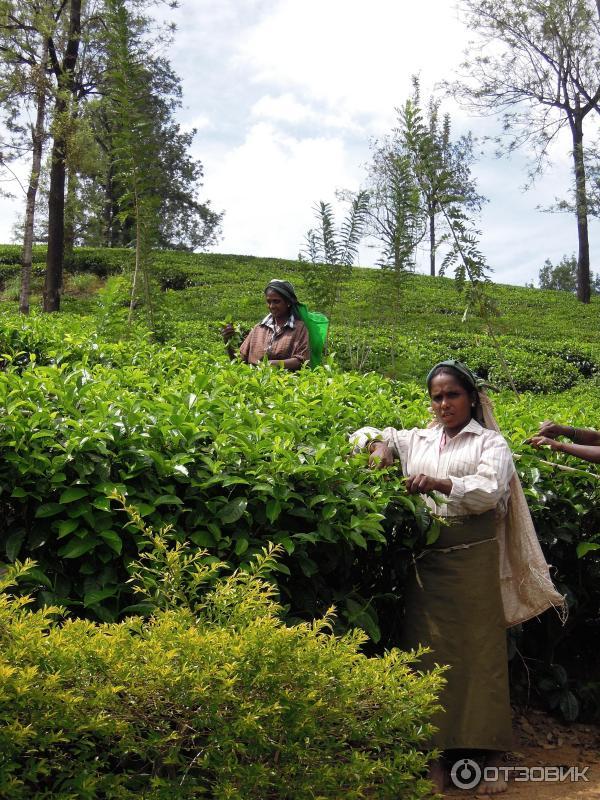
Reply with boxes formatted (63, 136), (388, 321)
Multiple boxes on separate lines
(251, 93), (314, 124)
(251, 92), (365, 133)
(236, 0), (465, 124)
(181, 114), (213, 134)
(198, 121), (361, 258)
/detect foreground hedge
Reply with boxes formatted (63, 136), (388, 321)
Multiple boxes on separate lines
(0, 553), (441, 800)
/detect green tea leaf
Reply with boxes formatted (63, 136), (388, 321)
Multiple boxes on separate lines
(154, 494), (184, 506)
(35, 503), (64, 518)
(5, 530), (26, 562)
(57, 519), (80, 539)
(60, 487), (89, 504)
(576, 542), (600, 558)
(58, 537), (100, 559)
(220, 498), (247, 524)
(98, 530), (122, 555)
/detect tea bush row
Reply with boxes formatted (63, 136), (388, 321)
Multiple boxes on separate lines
(1, 309), (599, 717)
(0, 555), (441, 800)
(4, 245), (600, 344)
(326, 326), (595, 392)
(0, 317), (436, 632)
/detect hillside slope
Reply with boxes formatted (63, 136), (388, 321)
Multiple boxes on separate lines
(2, 246), (600, 390)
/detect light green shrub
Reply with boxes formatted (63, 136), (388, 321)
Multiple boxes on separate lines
(0, 551), (442, 799)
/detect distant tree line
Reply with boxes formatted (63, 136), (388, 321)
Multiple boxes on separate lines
(531, 254), (600, 294)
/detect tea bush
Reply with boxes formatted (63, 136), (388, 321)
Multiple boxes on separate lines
(0, 314), (436, 634)
(327, 327), (587, 391)
(0, 310), (599, 683)
(0, 553), (443, 800)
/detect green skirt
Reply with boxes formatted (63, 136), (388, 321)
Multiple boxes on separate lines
(401, 510), (512, 751)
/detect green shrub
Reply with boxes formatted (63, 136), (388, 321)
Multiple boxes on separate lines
(1, 275), (21, 302)
(0, 552), (442, 799)
(65, 247), (133, 276)
(0, 316), (435, 634)
(65, 273), (99, 294)
(2, 246), (600, 722)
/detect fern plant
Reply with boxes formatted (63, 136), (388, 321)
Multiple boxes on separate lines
(300, 191), (369, 317)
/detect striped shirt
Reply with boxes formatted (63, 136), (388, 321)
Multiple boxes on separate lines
(351, 418), (515, 517)
(239, 313), (309, 368)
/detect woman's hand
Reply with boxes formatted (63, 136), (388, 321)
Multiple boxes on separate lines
(368, 442), (394, 469)
(405, 474), (452, 495)
(537, 420), (570, 439)
(527, 435), (564, 451)
(221, 323), (236, 342)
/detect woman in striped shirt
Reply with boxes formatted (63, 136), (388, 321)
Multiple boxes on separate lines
(353, 360), (515, 795)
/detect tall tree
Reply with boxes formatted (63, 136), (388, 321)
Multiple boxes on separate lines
(537, 253), (600, 291)
(404, 82), (485, 276)
(362, 135), (425, 273)
(363, 86), (483, 277)
(20, 44), (49, 314)
(0, 2), (54, 313)
(452, 0), (600, 303)
(0, 0), (85, 312)
(2, 0), (208, 313)
(75, 55), (222, 251)
(104, 0), (162, 324)
(44, 0), (82, 311)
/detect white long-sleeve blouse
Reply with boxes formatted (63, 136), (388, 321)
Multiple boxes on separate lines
(351, 418), (515, 517)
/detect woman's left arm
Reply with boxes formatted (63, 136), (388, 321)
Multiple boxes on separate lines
(445, 435), (515, 514)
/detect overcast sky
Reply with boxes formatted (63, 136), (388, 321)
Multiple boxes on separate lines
(1, 0), (598, 287)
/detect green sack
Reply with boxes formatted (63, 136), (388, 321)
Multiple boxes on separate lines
(296, 303), (329, 368)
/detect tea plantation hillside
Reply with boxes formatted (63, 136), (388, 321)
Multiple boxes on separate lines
(2, 244), (600, 391)
(0, 245), (599, 735)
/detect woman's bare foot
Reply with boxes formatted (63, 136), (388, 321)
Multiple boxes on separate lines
(476, 751), (507, 795)
(427, 756), (447, 795)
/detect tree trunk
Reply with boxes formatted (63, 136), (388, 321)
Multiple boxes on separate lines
(429, 203), (436, 276)
(571, 113), (590, 304)
(20, 45), (48, 315)
(44, 117), (67, 312)
(129, 187), (142, 324)
(393, 235), (401, 272)
(64, 166), (76, 263)
(43, 0), (82, 313)
(104, 162), (115, 246)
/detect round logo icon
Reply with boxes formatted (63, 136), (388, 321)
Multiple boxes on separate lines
(450, 758), (482, 790)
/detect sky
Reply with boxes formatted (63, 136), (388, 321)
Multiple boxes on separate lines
(0, 0), (597, 287)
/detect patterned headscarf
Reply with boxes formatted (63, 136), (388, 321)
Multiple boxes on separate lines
(426, 359), (480, 391)
(265, 279), (299, 309)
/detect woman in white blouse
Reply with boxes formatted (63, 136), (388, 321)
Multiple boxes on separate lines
(353, 360), (514, 795)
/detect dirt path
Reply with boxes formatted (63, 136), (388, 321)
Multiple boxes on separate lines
(444, 708), (600, 799)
